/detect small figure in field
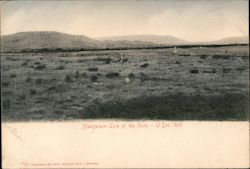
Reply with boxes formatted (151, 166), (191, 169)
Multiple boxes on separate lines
(125, 77), (130, 83)
(119, 54), (128, 64)
(172, 46), (178, 54)
(120, 55), (124, 62)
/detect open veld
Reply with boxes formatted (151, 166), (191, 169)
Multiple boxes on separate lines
(1, 45), (249, 121)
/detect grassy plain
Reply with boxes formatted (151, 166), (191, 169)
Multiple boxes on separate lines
(1, 46), (249, 121)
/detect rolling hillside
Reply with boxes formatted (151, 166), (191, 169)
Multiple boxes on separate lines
(212, 36), (249, 44)
(1, 31), (248, 52)
(1, 31), (103, 52)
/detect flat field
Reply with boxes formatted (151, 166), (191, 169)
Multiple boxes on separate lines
(1, 46), (249, 121)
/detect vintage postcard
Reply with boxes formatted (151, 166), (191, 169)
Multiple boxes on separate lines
(1, 0), (249, 168)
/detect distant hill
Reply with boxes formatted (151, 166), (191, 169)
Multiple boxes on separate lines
(212, 36), (249, 44)
(1, 32), (186, 52)
(98, 35), (189, 45)
(1, 31), (248, 52)
(101, 40), (163, 49)
(1, 31), (103, 52)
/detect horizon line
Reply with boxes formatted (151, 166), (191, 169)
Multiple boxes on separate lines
(1, 30), (249, 43)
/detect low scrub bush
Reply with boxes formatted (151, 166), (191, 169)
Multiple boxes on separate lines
(88, 67), (98, 72)
(106, 72), (120, 78)
(65, 74), (73, 83)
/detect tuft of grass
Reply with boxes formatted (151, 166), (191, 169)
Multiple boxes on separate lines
(36, 97), (46, 103)
(26, 77), (32, 82)
(30, 89), (37, 95)
(88, 67), (98, 72)
(75, 71), (80, 78)
(81, 73), (88, 78)
(180, 54), (190, 56)
(222, 68), (232, 73)
(54, 109), (63, 115)
(222, 55), (231, 59)
(34, 64), (46, 70)
(200, 55), (208, 59)
(2, 91), (13, 96)
(94, 57), (112, 64)
(241, 56), (248, 60)
(212, 55), (231, 59)
(77, 59), (86, 63)
(203, 69), (216, 73)
(140, 63), (149, 68)
(236, 67), (246, 72)
(35, 78), (43, 84)
(6, 57), (19, 61)
(122, 58), (128, 62)
(106, 84), (116, 90)
(46, 85), (57, 91)
(212, 55), (221, 59)
(19, 94), (26, 100)
(3, 99), (11, 109)
(65, 74), (73, 83)
(21, 62), (28, 66)
(55, 65), (65, 70)
(190, 69), (199, 74)
(90, 75), (98, 82)
(2, 81), (10, 87)
(105, 60), (111, 64)
(29, 107), (46, 114)
(106, 72), (120, 78)
(34, 61), (41, 65)
(128, 73), (135, 78)
(10, 73), (17, 78)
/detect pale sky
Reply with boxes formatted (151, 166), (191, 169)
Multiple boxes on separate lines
(1, 0), (249, 42)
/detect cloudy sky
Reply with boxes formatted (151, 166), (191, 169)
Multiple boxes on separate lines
(1, 0), (249, 42)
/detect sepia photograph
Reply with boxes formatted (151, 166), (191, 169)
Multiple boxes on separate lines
(1, 0), (249, 168)
(1, 0), (249, 121)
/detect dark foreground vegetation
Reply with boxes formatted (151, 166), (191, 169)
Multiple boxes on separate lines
(2, 93), (248, 121)
(85, 93), (249, 120)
